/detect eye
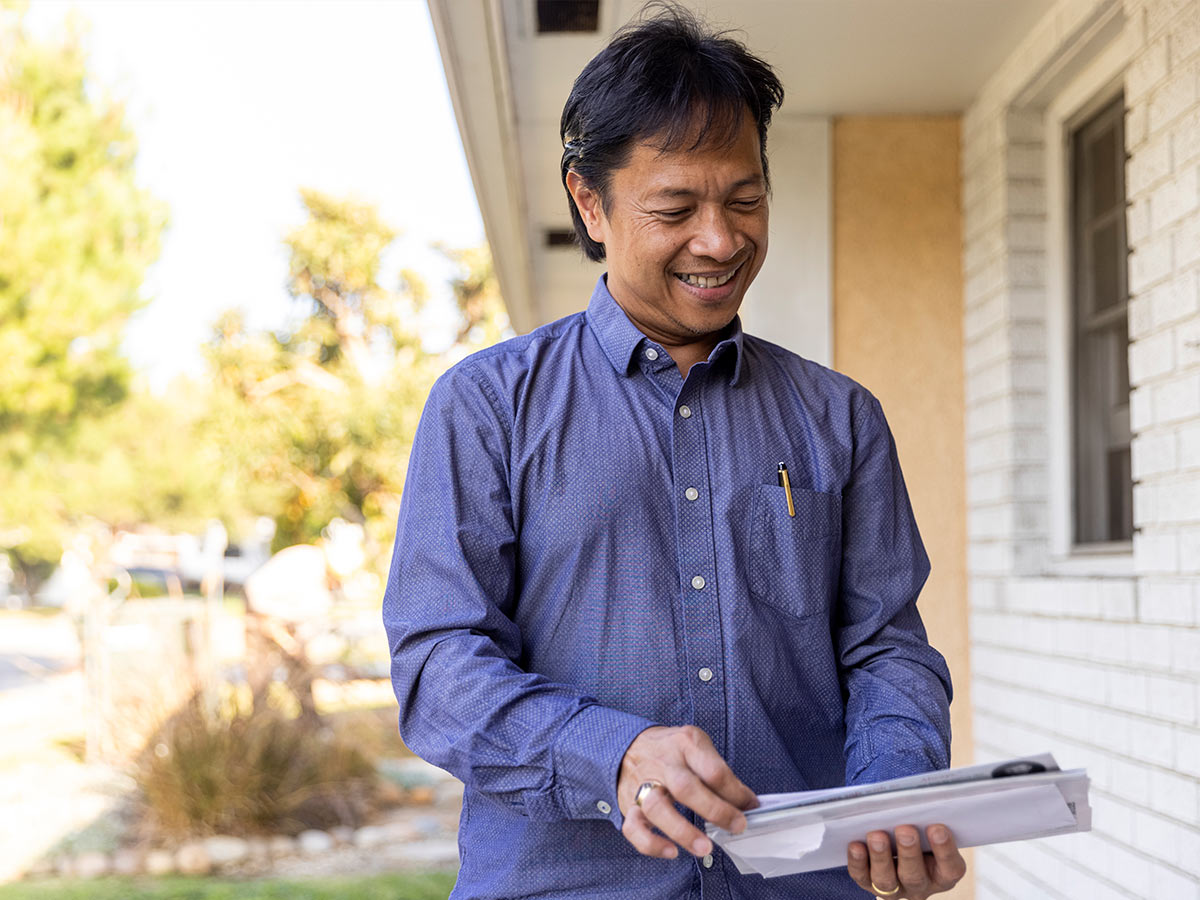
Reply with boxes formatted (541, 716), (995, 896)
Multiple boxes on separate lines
(732, 196), (764, 210)
(655, 208), (690, 220)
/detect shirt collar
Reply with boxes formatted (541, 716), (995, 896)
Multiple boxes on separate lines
(585, 275), (746, 385)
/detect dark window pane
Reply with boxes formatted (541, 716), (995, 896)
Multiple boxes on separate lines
(1091, 220), (1120, 312)
(1107, 447), (1133, 541)
(1113, 323), (1131, 398)
(1071, 93), (1130, 546)
(1090, 128), (1117, 212)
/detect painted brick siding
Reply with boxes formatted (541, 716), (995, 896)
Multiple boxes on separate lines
(963, 0), (1200, 897)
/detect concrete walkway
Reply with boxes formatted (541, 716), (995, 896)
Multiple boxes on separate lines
(0, 641), (130, 882)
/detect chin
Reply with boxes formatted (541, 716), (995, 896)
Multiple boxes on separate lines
(681, 307), (740, 337)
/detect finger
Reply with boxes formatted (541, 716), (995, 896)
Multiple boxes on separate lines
(620, 806), (678, 860)
(925, 824), (967, 889)
(894, 825), (930, 896)
(846, 841), (873, 893)
(680, 730), (759, 813)
(661, 764), (748, 836)
(638, 783), (713, 857)
(866, 830), (899, 896)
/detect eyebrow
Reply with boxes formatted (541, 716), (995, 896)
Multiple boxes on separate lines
(649, 176), (766, 200)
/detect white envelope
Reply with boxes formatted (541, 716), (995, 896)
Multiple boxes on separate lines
(709, 757), (1090, 878)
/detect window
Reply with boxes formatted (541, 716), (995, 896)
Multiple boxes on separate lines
(1069, 93), (1132, 545)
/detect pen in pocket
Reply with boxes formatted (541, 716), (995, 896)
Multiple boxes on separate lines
(776, 462), (796, 517)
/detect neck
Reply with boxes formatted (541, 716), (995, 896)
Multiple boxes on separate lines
(602, 280), (734, 377)
(666, 341), (718, 378)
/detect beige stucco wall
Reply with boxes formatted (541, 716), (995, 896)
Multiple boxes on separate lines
(832, 115), (972, 799)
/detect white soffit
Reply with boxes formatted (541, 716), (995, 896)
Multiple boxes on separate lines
(505, 0), (1060, 125)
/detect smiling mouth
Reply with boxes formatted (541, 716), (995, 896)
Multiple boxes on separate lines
(673, 261), (743, 289)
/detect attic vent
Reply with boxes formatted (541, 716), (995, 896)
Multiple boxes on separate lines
(536, 0), (600, 33)
(544, 228), (577, 248)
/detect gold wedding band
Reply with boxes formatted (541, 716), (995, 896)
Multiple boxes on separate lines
(635, 780), (665, 807)
(871, 882), (901, 898)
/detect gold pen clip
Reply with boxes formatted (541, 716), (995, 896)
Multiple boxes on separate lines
(777, 462), (795, 517)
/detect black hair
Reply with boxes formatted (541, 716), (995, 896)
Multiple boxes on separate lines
(559, 2), (784, 262)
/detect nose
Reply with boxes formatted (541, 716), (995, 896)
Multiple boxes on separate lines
(688, 205), (743, 264)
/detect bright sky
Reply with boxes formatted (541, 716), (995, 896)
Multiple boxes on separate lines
(25, 0), (485, 390)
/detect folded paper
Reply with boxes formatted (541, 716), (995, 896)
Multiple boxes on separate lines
(708, 754), (1090, 877)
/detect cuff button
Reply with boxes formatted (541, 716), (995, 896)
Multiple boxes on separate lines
(596, 800), (612, 814)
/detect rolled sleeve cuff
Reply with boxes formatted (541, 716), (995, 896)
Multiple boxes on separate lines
(848, 748), (946, 786)
(554, 704), (657, 829)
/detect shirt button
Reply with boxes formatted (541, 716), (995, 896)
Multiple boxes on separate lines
(685, 487), (699, 501)
(678, 405), (692, 418)
(703, 853), (714, 868)
(596, 800), (612, 814)
(691, 575), (706, 590)
(698, 667), (714, 682)
(644, 347), (659, 361)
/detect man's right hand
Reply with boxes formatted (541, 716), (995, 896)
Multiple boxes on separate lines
(617, 725), (758, 860)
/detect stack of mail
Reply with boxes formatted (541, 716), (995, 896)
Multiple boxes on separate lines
(706, 753), (1090, 878)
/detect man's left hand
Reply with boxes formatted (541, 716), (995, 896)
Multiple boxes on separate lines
(846, 824), (965, 898)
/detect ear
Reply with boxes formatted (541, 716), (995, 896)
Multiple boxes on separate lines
(566, 170), (609, 245)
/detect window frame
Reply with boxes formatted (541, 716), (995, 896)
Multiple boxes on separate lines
(1044, 32), (1135, 575)
(1069, 92), (1132, 547)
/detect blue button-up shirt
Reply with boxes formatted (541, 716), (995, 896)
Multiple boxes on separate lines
(384, 277), (952, 899)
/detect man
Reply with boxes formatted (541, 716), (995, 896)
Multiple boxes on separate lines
(384, 7), (966, 898)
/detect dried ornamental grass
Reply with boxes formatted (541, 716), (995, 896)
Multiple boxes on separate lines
(136, 690), (380, 838)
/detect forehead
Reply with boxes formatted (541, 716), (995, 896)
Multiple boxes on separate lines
(615, 111), (764, 197)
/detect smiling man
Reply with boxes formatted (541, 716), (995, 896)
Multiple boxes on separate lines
(383, 6), (964, 899)
(566, 108), (767, 378)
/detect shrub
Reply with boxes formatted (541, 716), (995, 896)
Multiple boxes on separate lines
(136, 689), (380, 838)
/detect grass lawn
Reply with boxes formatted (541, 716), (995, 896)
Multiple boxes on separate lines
(0, 871), (457, 900)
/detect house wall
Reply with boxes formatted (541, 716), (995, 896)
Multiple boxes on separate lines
(832, 116), (973, 775)
(740, 117), (834, 367)
(961, 0), (1200, 897)
(834, 117), (973, 899)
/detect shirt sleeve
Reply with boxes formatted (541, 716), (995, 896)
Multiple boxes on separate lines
(836, 393), (953, 785)
(382, 364), (656, 828)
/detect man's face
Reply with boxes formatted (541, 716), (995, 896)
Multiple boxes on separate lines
(575, 110), (769, 351)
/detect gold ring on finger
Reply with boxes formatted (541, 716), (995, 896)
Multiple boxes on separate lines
(870, 882), (900, 898)
(635, 780), (665, 807)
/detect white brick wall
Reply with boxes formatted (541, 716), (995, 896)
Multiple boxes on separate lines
(964, 0), (1200, 897)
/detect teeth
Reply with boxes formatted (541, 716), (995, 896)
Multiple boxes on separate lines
(677, 268), (736, 289)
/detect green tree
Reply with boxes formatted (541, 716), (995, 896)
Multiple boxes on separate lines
(201, 189), (508, 570)
(0, 4), (167, 592)
(441, 243), (510, 349)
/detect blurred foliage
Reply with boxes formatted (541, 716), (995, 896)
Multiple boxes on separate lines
(200, 190), (508, 565)
(0, 4), (166, 588)
(67, 384), (244, 530)
(441, 243), (511, 350)
(0, 873), (458, 900)
(0, 7), (508, 592)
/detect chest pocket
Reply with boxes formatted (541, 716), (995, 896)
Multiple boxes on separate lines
(748, 483), (842, 620)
